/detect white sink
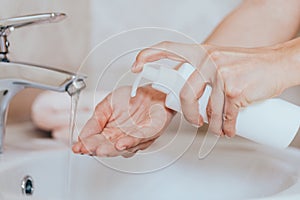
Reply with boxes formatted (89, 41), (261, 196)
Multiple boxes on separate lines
(0, 123), (300, 200)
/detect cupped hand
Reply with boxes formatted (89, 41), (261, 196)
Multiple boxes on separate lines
(72, 85), (175, 157)
(132, 40), (299, 137)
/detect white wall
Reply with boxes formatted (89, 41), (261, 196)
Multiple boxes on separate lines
(85, 0), (241, 91)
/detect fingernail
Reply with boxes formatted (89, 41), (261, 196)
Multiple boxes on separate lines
(119, 146), (127, 151)
(116, 142), (127, 151)
(117, 143), (127, 151)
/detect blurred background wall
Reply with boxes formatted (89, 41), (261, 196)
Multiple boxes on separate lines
(1, 0), (91, 122)
(2, 0), (299, 146)
(3, 0), (241, 122)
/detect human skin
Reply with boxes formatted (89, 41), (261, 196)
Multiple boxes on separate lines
(73, 0), (300, 156)
(204, 0), (300, 47)
(131, 37), (300, 137)
(72, 86), (175, 157)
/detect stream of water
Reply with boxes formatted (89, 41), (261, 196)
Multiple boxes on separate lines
(66, 91), (80, 199)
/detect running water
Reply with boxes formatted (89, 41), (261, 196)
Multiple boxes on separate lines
(69, 92), (80, 146)
(66, 91), (81, 199)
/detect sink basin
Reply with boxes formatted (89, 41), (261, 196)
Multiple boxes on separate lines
(1, 123), (300, 200)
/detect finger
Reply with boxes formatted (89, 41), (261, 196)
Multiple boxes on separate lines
(79, 97), (112, 139)
(222, 96), (239, 137)
(114, 124), (161, 150)
(207, 77), (225, 136)
(95, 138), (123, 157)
(72, 141), (83, 154)
(206, 98), (212, 124)
(122, 139), (155, 158)
(115, 133), (157, 151)
(77, 133), (123, 157)
(132, 42), (200, 72)
(121, 152), (135, 158)
(78, 127), (126, 157)
(127, 139), (155, 153)
(115, 135), (142, 151)
(180, 69), (206, 126)
(129, 139), (155, 152)
(79, 134), (108, 155)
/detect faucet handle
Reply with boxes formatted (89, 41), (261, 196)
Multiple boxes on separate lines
(0, 13), (66, 36)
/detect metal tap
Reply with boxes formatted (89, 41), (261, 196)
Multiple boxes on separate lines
(0, 13), (86, 153)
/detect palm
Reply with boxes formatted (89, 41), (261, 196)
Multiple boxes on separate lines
(72, 86), (174, 157)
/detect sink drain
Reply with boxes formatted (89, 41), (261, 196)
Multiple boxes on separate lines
(21, 175), (34, 196)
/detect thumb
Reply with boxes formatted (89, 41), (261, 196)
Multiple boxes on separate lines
(79, 96), (112, 139)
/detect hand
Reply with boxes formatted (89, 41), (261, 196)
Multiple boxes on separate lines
(72, 86), (175, 157)
(132, 40), (300, 137)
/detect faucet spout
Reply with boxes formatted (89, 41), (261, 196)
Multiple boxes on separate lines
(0, 12), (85, 153)
(0, 61), (86, 93)
(0, 61), (86, 153)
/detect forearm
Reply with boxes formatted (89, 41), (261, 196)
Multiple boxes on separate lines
(205, 0), (300, 47)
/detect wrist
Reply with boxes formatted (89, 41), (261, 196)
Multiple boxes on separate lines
(279, 38), (300, 89)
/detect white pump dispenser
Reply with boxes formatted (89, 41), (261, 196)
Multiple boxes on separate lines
(131, 63), (300, 148)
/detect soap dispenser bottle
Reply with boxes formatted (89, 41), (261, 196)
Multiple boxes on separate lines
(131, 63), (300, 148)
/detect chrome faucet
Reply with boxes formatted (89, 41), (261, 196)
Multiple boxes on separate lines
(0, 13), (86, 153)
